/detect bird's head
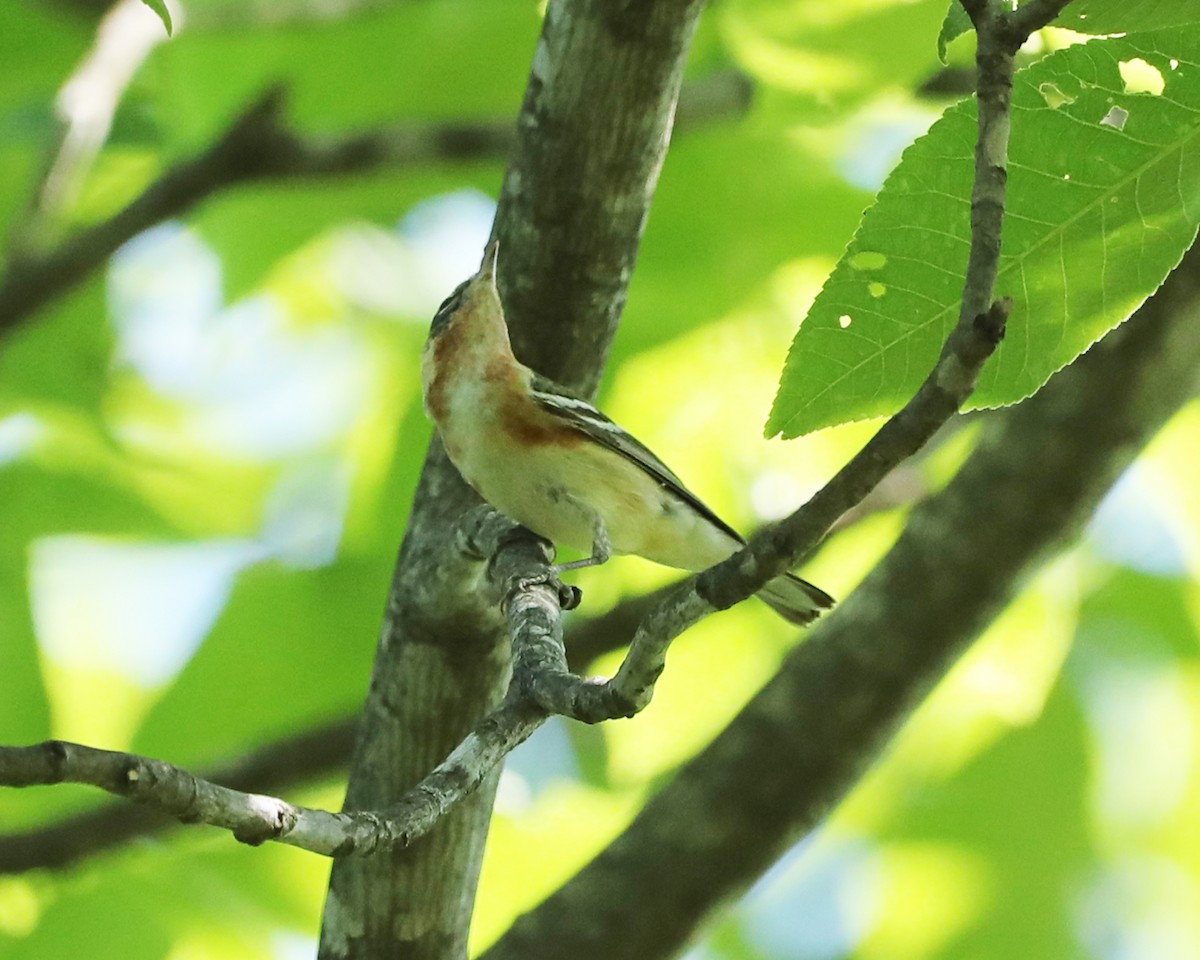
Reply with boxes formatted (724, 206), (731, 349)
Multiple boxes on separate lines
(428, 239), (502, 342)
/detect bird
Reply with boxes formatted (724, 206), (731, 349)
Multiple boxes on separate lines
(421, 241), (834, 625)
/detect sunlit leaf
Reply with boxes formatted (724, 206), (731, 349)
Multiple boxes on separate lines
(768, 28), (1200, 438)
(473, 783), (644, 953)
(195, 167), (501, 300)
(1055, 0), (1200, 35)
(1078, 568), (1199, 662)
(4, 840), (320, 956)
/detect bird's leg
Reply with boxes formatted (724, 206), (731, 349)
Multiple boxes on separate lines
(510, 505), (608, 612)
(551, 513), (612, 574)
(542, 513), (611, 611)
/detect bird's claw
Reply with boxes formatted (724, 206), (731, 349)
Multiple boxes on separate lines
(558, 582), (583, 610)
(510, 571), (582, 611)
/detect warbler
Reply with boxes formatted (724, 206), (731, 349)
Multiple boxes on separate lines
(421, 242), (833, 625)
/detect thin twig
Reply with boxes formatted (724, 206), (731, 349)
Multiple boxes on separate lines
(10, 0), (172, 258)
(0, 696), (541, 858)
(0, 717), (357, 874)
(481, 182), (1200, 960)
(0, 459), (935, 876)
(0, 532), (562, 859)
(561, 0), (1072, 715)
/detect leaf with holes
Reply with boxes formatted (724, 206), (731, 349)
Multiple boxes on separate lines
(767, 29), (1200, 439)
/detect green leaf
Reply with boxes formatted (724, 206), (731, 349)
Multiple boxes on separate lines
(139, 0), (173, 36)
(938, 2), (972, 64)
(1055, 0), (1200, 35)
(5, 841), (320, 957)
(767, 29), (1200, 439)
(1078, 569), (1200, 662)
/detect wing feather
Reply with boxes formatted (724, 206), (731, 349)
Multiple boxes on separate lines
(528, 373), (744, 544)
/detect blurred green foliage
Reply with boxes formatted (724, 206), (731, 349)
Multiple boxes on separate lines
(1, 1), (1198, 959)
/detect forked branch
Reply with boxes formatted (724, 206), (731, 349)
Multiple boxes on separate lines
(0, 0), (1071, 859)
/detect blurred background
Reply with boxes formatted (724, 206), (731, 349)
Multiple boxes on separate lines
(1, 1), (1198, 958)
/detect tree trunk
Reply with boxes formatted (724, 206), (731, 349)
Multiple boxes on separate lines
(318, 2), (705, 957)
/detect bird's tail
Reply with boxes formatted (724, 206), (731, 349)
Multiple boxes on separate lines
(756, 573), (835, 626)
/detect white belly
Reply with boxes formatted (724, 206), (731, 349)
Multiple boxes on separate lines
(448, 419), (738, 572)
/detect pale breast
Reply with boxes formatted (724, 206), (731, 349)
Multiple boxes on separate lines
(429, 367), (740, 572)
(509, 440), (740, 571)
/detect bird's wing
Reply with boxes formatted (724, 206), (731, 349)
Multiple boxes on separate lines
(528, 372), (745, 545)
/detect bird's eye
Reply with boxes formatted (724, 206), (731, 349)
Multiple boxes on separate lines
(430, 280), (470, 337)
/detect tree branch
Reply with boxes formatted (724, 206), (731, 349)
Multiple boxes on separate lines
(0, 740), (357, 855)
(486, 0), (1042, 721)
(0, 88), (511, 335)
(480, 215), (1200, 960)
(5, 226), (1194, 886)
(0, 0), (1059, 887)
(10, 0), (171, 258)
(0, 530), (567, 861)
(1004, 0), (1076, 45)
(0, 698), (542, 860)
(0, 464), (931, 878)
(0, 717), (357, 874)
(696, 0), (1051, 612)
(0, 70), (748, 339)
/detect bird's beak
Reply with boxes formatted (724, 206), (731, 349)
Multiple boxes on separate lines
(480, 239), (500, 284)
